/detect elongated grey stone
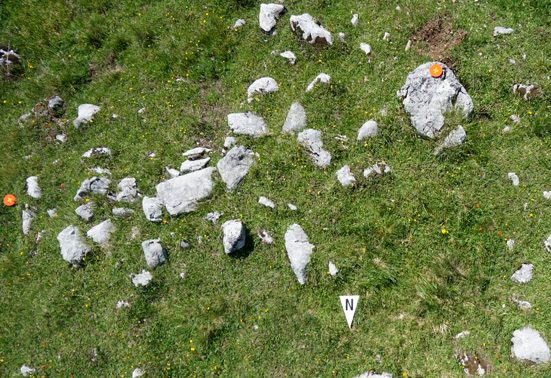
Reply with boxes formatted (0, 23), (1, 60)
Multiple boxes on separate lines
(285, 224), (314, 285)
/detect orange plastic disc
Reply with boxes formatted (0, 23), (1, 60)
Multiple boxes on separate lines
(430, 64), (443, 78)
(3, 194), (16, 206)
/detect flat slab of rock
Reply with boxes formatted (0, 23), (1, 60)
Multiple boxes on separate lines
(142, 239), (167, 268)
(217, 145), (257, 191)
(259, 3), (285, 33)
(290, 14), (332, 46)
(182, 147), (211, 159)
(73, 104), (100, 128)
(180, 157), (210, 173)
(228, 112), (269, 136)
(397, 62), (473, 138)
(142, 196), (163, 222)
(74, 177), (111, 201)
(357, 120), (378, 140)
(222, 219), (246, 254)
(282, 102), (306, 134)
(511, 326), (550, 364)
(57, 225), (90, 263)
(156, 167), (216, 215)
(493, 26), (514, 36)
(247, 77), (278, 101)
(132, 270), (152, 287)
(285, 224), (314, 285)
(297, 129), (331, 168)
(433, 125), (466, 155)
(75, 202), (95, 221)
(511, 263), (533, 283)
(306, 73), (331, 92)
(258, 196), (275, 208)
(112, 207), (135, 217)
(336, 165), (356, 186)
(26, 176), (41, 198)
(116, 177), (139, 202)
(353, 373), (393, 378)
(87, 219), (115, 245)
(22, 205), (35, 235)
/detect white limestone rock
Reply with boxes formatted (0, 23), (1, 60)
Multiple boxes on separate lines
(544, 191), (551, 199)
(247, 77), (279, 102)
(56, 134), (67, 143)
(87, 219), (115, 245)
(204, 211), (223, 223)
(511, 114), (521, 124)
(166, 167), (179, 178)
(290, 13), (332, 46)
(363, 162), (391, 178)
(285, 224), (314, 285)
(353, 372), (393, 378)
(142, 239), (167, 268)
(222, 219), (246, 254)
(508, 172), (519, 186)
(282, 102), (306, 134)
(383, 32), (390, 41)
(217, 146), (257, 191)
(112, 208), (135, 217)
(351, 14), (358, 26)
(336, 165), (356, 186)
(132, 368), (145, 378)
(511, 327), (550, 364)
(22, 204), (35, 235)
(74, 177), (111, 201)
(75, 202), (95, 221)
(20, 365), (35, 377)
(433, 125), (466, 155)
(228, 112), (269, 136)
(305, 73), (331, 92)
(182, 147), (211, 160)
(258, 229), (273, 244)
(360, 43), (372, 55)
(26, 176), (41, 199)
(57, 225), (90, 263)
(88, 167), (111, 175)
(511, 263), (533, 283)
(142, 196), (163, 222)
(280, 50), (296, 65)
(328, 261), (338, 276)
(259, 196), (275, 208)
(493, 27), (514, 36)
(357, 120), (378, 140)
(180, 157), (210, 173)
(155, 167), (216, 215)
(507, 239), (515, 251)
(47, 208), (57, 218)
(259, 3), (286, 33)
(338, 32), (345, 42)
(512, 296), (532, 310)
(232, 19), (246, 30)
(455, 331), (471, 339)
(117, 300), (130, 309)
(223, 137), (236, 149)
(73, 104), (100, 128)
(116, 177), (139, 202)
(297, 129), (331, 168)
(397, 62), (473, 138)
(288, 203), (297, 211)
(132, 270), (152, 287)
(82, 147), (111, 158)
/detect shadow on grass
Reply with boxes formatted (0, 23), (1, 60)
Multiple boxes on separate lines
(228, 230), (255, 259)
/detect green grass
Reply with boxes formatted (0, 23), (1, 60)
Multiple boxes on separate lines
(2, 0), (551, 377)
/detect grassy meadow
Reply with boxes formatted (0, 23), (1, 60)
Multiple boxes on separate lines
(1, 0), (551, 376)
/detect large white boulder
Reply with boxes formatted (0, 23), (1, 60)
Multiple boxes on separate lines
(511, 326), (550, 364)
(259, 3), (285, 33)
(73, 104), (100, 128)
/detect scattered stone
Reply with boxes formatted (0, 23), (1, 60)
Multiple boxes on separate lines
(284, 224), (314, 285)
(156, 167), (217, 215)
(258, 229), (273, 244)
(166, 167), (180, 178)
(0, 46), (22, 78)
(336, 165), (356, 186)
(20, 365), (35, 377)
(513, 84), (540, 100)
(363, 162), (391, 178)
(357, 120), (378, 140)
(511, 114), (521, 124)
(87, 219), (115, 245)
(383, 32), (390, 41)
(116, 300), (130, 309)
(493, 26), (514, 36)
(204, 211), (223, 223)
(182, 147), (211, 159)
(142, 239), (167, 268)
(508, 172), (519, 186)
(73, 104), (101, 128)
(360, 43), (372, 55)
(82, 147), (111, 158)
(338, 32), (345, 42)
(352, 372), (393, 378)
(507, 239), (515, 251)
(47, 208), (57, 218)
(288, 203), (297, 211)
(75, 202), (95, 221)
(142, 196), (163, 222)
(397, 62), (473, 138)
(74, 177), (111, 201)
(179, 272), (185, 279)
(511, 326), (550, 364)
(405, 40), (411, 51)
(57, 225), (90, 263)
(180, 157), (210, 173)
(297, 129), (331, 168)
(458, 353), (488, 376)
(503, 126), (511, 133)
(509, 59), (517, 65)
(116, 177), (139, 202)
(88, 167), (111, 175)
(455, 330), (471, 339)
(511, 263), (533, 283)
(433, 125), (466, 155)
(132, 368), (144, 378)
(112, 207), (135, 217)
(280, 50), (296, 64)
(290, 14), (333, 46)
(512, 295), (532, 310)
(227, 112), (269, 136)
(282, 102), (307, 134)
(247, 77), (279, 102)
(26, 176), (41, 199)
(259, 3), (286, 33)
(217, 145), (257, 191)
(22, 204), (35, 235)
(222, 219), (246, 254)
(328, 261), (338, 276)
(305, 73), (331, 92)
(259, 196), (275, 208)
(132, 270), (152, 287)
(351, 14), (359, 26)
(224, 137), (236, 149)
(232, 19), (246, 30)
(180, 241), (189, 249)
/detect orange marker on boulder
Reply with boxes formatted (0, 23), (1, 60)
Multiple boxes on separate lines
(429, 63), (443, 78)
(3, 194), (16, 206)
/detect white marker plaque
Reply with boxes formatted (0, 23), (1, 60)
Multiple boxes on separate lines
(340, 295), (359, 328)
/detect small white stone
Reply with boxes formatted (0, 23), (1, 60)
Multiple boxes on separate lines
(166, 167), (180, 178)
(132, 270), (152, 287)
(224, 137), (236, 149)
(511, 115), (521, 124)
(328, 261), (338, 276)
(336, 165), (356, 186)
(508, 172), (519, 186)
(26, 176), (41, 199)
(116, 300), (130, 309)
(179, 272), (185, 279)
(132, 368), (145, 378)
(258, 196), (275, 208)
(493, 26), (514, 36)
(338, 32), (345, 42)
(257, 229), (274, 244)
(503, 126), (511, 133)
(47, 208), (57, 218)
(383, 32), (390, 41)
(511, 263), (533, 283)
(204, 211), (223, 223)
(357, 120), (378, 140)
(351, 14), (358, 26)
(56, 134), (67, 142)
(360, 43), (372, 55)
(288, 203), (297, 211)
(507, 239), (515, 251)
(455, 330), (470, 339)
(405, 40), (411, 51)
(21, 365), (35, 377)
(305, 73), (331, 92)
(545, 191), (551, 199)
(280, 50), (296, 65)
(232, 18), (246, 30)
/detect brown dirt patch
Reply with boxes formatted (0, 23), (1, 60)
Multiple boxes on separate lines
(411, 14), (467, 69)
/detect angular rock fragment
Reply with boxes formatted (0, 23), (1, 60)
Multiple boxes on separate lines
(328, 261), (338, 276)
(223, 137), (236, 149)
(57, 225), (90, 263)
(116, 177), (139, 202)
(73, 104), (100, 128)
(305, 73), (330, 92)
(22, 204), (35, 235)
(282, 102), (306, 134)
(87, 219), (115, 245)
(142, 239), (167, 268)
(132, 270), (152, 287)
(180, 157), (210, 173)
(112, 207), (135, 217)
(363, 162), (391, 178)
(280, 50), (296, 64)
(222, 219), (246, 254)
(493, 27), (514, 36)
(232, 19), (246, 30)
(508, 172), (519, 186)
(228, 112), (269, 136)
(142, 196), (163, 222)
(217, 146), (257, 191)
(259, 3), (286, 33)
(166, 167), (179, 178)
(75, 202), (95, 221)
(285, 224), (314, 285)
(297, 129), (331, 168)
(20, 365), (35, 377)
(507, 239), (515, 251)
(351, 14), (358, 26)
(204, 211), (223, 223)
(258, 229), (273, 244)
(155, 167), (216, 215)
(26, 176), (41, 199)
(247, 77), (279, 101)
(360, 43), (372, 55)
(82, 147), (111, 158)
(511, 263), (533, 283)
(511, 327), (550, 364)
(397, 62), (473, 138)
(290, 14), (332, 46)
(383, 32), (390, 41)
(433, 125), (466, 155)
(47, 208), (57, 218)
(74, 177), (111, 201)
(357, 120), (378, 140)
(336, 165), (356, 186)
(182, 147), (211, 160)
(258, 196), (275, 208)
